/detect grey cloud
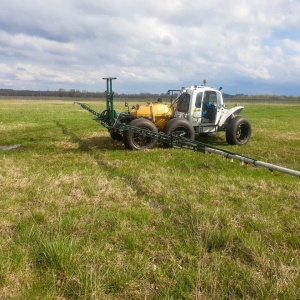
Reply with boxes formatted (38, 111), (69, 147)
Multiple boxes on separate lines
(1, 0), (300, 95)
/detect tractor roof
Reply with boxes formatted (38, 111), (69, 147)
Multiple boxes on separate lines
(184, 85), (219, 92)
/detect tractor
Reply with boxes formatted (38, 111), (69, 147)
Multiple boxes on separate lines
(107, 79), (251, 150)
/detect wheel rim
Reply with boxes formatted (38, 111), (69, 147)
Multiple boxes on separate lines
(172, 126), (191, 138)
(236, 123), (249, 142)
(132, 127), (154, 148)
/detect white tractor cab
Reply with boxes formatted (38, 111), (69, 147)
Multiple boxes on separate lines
(172, 82), (251, 145)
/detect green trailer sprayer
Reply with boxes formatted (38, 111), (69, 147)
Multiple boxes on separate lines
(75, 77), (300, 178)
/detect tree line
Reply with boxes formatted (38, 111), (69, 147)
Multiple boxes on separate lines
(1, 88), (299, 101)
(0, 88), (168, 99)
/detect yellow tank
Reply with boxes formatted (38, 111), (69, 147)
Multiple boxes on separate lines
(130, 102), (173, 130)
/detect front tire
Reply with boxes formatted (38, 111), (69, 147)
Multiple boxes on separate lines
(163, 118), (195, 148)
(225, 116), (251, 145)
(123, 118), (158, 150)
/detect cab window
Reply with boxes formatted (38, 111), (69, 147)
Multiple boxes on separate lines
(195, 92), (203, 108)
(176, 92), (190, 112)
(204, 91), (217, 104)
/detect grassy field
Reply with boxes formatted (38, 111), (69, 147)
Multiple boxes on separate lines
(0, 98), (299, 299)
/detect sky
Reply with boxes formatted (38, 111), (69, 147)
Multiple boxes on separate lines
(1, 0), (300, 95)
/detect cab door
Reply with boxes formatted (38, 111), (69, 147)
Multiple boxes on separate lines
(201, 91), (218, 123)
(191, 92), (203, 126)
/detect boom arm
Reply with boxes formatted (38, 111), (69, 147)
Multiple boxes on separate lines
(74, 102), (300, 178)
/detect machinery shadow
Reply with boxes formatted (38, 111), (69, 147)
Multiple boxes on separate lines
(54, 121), (124, 152)
(55, 121), (231, 152)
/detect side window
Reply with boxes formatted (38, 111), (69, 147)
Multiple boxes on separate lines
(177, 92), (190, 112)
(204, 92), (217, 104)
(195, 92), (203, 108)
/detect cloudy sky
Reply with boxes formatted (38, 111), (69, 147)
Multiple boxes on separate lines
(1, 0), (300, 95)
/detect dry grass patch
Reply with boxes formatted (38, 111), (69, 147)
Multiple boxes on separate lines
(274, 132), (300, 141)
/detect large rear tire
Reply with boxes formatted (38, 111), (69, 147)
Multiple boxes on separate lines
(225, 116), (251, 145)
(163, 118), (195, 148)
(123, 118), (158, 150)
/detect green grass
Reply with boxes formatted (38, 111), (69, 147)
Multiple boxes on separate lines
(0, 99), (299, 299)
